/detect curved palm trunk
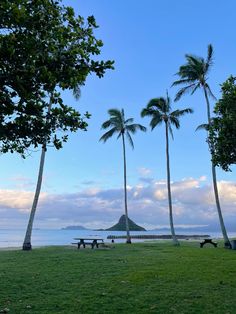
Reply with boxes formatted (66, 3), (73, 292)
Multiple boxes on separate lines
(22, 146), (46, 250)
(22, 99), (52, 251)
(121, 133), (131, 244)
(203, 86), (231, 248)
(165, 122), (179, 246)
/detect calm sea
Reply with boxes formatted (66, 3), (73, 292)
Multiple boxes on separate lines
(1, 229), (236, 248)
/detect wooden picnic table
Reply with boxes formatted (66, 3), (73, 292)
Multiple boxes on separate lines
(72, 238), (104, 249)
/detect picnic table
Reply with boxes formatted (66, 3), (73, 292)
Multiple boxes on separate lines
(200, 238), (217, 248)
(72, 238), (104, 249)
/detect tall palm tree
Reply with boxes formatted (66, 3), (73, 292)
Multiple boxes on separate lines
(141, 93), (193, 246)
(22, 143), (47, 250)
(100, 108), (146, 244)
(172, 44), (231, 248)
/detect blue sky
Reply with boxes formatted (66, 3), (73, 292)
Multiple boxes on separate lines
(0, 0), (235, 231)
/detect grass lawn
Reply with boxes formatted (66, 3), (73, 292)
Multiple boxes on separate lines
(0, 241), (236, 313)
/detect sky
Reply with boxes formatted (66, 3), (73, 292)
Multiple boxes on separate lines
(0, 0), (235, 231)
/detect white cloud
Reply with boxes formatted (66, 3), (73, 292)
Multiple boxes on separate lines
(0, 189), (47, 213)
(0, 177), (235, 230)
(218, 181), (236, 205)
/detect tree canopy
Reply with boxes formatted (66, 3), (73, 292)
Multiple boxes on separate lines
(141, 94), (193, 135)
(0, 0), (114, 156)
(172, 44), (216, 103)
(210, 76), (236, 171)
(100, 108), (146, 148)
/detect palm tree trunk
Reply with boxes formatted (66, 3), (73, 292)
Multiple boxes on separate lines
(165, 121), (179, 246)
(121, 133), (131, 244)
(203, 86), (231, 248)
(22, 146), (46, 250)
(22, 98), (52, 251)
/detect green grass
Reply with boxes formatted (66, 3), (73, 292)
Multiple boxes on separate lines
(0, 241), (236, 313)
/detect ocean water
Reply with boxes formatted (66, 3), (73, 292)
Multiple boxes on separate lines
(0, 229), (236, 248)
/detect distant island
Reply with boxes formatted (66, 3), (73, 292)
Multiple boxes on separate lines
(62, 225), (88, 230)
(105, 215), (146, 231)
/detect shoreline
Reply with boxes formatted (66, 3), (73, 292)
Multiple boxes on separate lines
(0, 236), (221, 251)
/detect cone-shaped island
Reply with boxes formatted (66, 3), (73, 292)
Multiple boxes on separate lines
(106, 215), (146, 231)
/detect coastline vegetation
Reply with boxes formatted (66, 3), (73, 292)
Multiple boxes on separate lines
(0, 242), (236, 313)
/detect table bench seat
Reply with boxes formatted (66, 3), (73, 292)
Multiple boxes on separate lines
(72, 238), (104, 249)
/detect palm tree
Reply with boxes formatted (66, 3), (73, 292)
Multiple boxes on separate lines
(172, 44), (231, 248)
(141, 93), (193, 246)
(22, 143), (47, 250)
(100, 108), (146, 244)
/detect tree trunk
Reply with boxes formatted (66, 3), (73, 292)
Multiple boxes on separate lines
(122, 133), (131, 244)
(203, 86), (231, 248)
(22, 146), (46, 250)
(165, 121), (179, 246)
(22, 98), (52, 251)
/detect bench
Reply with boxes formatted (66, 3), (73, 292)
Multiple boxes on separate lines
(72, 238), (104, 249)
(200, 238), (217, 248)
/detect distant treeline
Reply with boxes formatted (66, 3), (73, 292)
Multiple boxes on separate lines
(107, 234), (210, 240)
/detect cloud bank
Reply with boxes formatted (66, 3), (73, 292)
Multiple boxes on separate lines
(0, 177), (235, 230)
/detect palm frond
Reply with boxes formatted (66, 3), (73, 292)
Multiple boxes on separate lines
(99, 127), (117, 142)
(141, 107), (158, 118)
(126, 131), (134, 149)
(206, 84), (217, 100)
(141, 104), (164, 128)
(108, 108), (123, 120)
(137, 124), (147, 132)
(100, 107), (145, 148)
(125, 118), (134, 124)
(146, 98), (166, 112)
(110, 117), (123, 128)
(126, 123), (147, 134)
(186, 55), (204, 69)
(190, 82), (201, 95)
(176, 63), (200, 80)
(101, 119), (112, 129)
(101, 108), (125, 131)
(168, 124), (174, 140)
(205, 44), (213, 73)
(169, 116), (180, 129)
(174, 83), (197, 101)
(117, 131), (122, 140)
(142, 93), (193, 135)
(196, 123), (209, 132)
(171, 108), (193, 118)
(165, 91), (172, 113)
(182, 107), (194, 114)
(150, 116), (163, 130)
(101, 117), (121, 130)
(174, 50), (209, 93)
(121, 108), (125, 118)
(172, 78), (196, 87)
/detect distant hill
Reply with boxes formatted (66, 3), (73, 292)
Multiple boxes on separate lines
(106, 215), (146, 231)
(62, 225), (88, 230)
